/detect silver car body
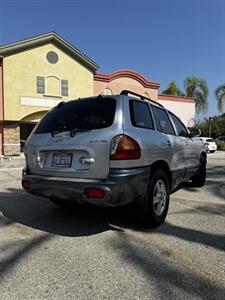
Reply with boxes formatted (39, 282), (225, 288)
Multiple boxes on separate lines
(22, 92), (206, 207)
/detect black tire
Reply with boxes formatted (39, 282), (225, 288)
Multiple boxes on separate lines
(141, 169), (170, 228)
(191, 155), (206, 187)
(210, 150), (215, 153)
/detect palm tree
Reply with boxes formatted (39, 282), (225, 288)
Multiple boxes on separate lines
(215, 84), (225, 113)
(162, 81), (185, 96)
(184, 76), (209, 114)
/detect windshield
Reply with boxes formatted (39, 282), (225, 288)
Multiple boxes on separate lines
(35, 98), (116, 134)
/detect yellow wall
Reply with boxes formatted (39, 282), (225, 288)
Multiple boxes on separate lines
(3, 43), (94, 121)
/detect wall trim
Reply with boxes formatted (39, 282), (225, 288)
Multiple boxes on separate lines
(94, 69), (160, 90)
(158, 94), (194, 103)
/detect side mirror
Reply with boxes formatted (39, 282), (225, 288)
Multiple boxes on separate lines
(188, 127), (201, 137)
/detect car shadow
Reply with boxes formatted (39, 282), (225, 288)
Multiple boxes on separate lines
(0, 187), (224, 253)
(0, 188), (134, 237)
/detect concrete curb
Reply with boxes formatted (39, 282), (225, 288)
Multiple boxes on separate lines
(0, 155), (25, 170)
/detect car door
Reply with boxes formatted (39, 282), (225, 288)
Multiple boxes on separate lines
(169, 112), (199, 179)
(150, 105), (186, 183)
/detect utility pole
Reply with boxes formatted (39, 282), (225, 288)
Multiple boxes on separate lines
(209, 117), (213, 137)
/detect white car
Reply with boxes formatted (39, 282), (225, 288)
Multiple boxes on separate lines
(199, 137), (217, 153)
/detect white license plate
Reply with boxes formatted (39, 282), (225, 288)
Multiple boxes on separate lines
(52, 153), (72, 168)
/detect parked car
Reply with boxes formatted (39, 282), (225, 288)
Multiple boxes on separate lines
(22, 90), (207, 227)
(215, 136), (225, 142)
(199, 137), (217, 153)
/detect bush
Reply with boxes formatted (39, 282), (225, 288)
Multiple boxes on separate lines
(216, 141), (225, 151)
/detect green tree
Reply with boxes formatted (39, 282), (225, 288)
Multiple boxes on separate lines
(197, 114), (225, 138)
(184, 76), (209, 114)
(215, 84), (225, 113)
(162, 81), (185, 96)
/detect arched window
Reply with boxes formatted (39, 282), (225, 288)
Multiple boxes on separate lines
(46, 76), (60, 96)
(36, 75), (68, 97)
(143, 92), (150, 99)
(102, 88), (113, 96)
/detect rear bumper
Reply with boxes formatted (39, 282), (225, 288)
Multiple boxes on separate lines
(208, 146), (217, 151)
(22, 167), (151, 207)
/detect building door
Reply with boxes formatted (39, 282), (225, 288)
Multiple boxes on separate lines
(20, 123), (36, 151)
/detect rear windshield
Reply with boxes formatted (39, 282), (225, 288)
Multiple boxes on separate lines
(35, 98), (116, 134)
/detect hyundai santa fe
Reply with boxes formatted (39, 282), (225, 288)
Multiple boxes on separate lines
(22, 90), (207, 227)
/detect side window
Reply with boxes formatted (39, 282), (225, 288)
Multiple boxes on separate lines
(130, 100), (154, 129)
(151, 105), (175, 135)
(37, 76), (45, 94)
(169, 113), (188, 137)
(61, 80), (68, 96)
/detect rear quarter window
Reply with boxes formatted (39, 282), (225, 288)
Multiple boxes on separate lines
(129, 100), (154, 129)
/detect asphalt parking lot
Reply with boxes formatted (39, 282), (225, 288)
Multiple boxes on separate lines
(0, 152), (225, 300)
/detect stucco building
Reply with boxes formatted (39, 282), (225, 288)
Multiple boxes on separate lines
(0, 32), (195, 156)
(94, 70), (195, 127)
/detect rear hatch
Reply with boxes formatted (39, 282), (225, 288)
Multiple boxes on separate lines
(25, 96), (122, 179)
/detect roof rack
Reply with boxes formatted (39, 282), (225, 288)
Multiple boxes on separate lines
(120, 90), (164, 108)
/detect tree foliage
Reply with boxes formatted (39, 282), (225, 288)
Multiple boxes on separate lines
(162, 81), (185, 96)
(162, 76), (209, 115)
(184, 76), (209, 114)
(215, 84), (225, 113)
(197, 113), (225, 138)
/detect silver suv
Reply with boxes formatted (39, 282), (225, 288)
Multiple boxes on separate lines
(22, 90), (207, 227)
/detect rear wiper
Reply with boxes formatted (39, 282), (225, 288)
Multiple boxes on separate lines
(51, 127), (90, 137)
(51, 125), (68, 137)
(51, 130), (67, 137)
(70, 128), (90, 137)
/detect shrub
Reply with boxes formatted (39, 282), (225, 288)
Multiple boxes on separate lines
(216, 141), (225, 151)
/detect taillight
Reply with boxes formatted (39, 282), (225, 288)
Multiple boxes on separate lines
(110, 135), (141, 160)
(22, 179), (31, 190)
(84, 188), (105, 199)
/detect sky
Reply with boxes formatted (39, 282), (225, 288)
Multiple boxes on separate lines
(0, 0), (224, 119)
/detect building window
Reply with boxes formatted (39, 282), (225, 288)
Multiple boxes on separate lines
(36, 76), (68, 97)
(61, 80), (68, 96)
(46, 51), (59, 64)
(143, 92), (150, 99)
(46, 76), (60, 96)
(102, 88), (112, 95)
(37, 76), (45, 94)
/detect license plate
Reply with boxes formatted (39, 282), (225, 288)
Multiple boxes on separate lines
(52, 153), (72, 168)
